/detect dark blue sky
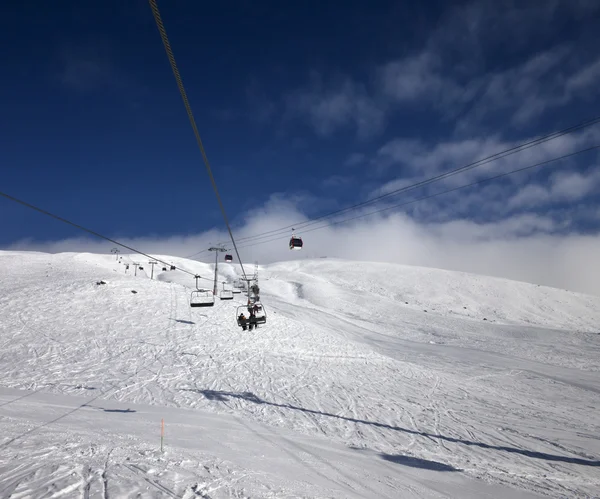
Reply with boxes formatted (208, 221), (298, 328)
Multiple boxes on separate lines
(1, 0), (599, 249)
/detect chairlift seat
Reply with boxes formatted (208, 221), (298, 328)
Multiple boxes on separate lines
(236, 305), (267, 327)
(191, 301), (214, 308)
(190, 289), (215, 308)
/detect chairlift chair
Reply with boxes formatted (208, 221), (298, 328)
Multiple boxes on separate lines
(224, 254), (233, 263)
(236, 304), (267, 329)
(190, 289), (215, 308)
(219, 282), (234, 300)
(162, 267), (167, 271)
(233, 279), (244, 293)
(138, 266), (144, 270)
(170, 265), (176, 270)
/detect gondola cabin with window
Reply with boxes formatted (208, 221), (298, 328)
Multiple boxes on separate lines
(224, 254), (233, 263)
(289, 235), (303, 250)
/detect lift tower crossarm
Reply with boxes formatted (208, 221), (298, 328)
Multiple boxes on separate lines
(208, 246), (228, 295)
(148, 261), (158, 280)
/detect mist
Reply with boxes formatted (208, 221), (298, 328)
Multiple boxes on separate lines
(5, 195), (600, 297)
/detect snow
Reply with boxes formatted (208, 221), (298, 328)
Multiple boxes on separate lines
(1, 250), (599, 498)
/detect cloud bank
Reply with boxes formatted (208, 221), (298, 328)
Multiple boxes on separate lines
(283, 1), (600, 138)
(5, 194), (600, 297)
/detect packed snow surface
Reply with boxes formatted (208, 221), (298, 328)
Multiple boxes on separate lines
(0, 251), (599, 498)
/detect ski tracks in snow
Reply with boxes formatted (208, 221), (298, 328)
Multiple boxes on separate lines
(2, 253), (600, 497)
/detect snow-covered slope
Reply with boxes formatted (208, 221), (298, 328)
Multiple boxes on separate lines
(0, 251), (599, 498)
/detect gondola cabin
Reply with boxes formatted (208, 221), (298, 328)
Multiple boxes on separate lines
(289, 236), (303, 250)
(224, 254), (233, 263)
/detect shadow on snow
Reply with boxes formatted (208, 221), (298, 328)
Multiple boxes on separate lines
(83, 404), (136, 414)
(170, 318), (195, 325)
(186, 389), (600, 468)
(380, 453), (459, 471)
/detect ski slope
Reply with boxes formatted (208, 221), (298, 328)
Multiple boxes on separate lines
(0, 250), (599, 498)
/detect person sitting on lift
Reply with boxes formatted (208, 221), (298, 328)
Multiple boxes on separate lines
(238, 313), (247, 331)
(248, 310), (258, 330)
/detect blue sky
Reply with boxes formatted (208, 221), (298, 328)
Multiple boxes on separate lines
(2, 0), (600, 293)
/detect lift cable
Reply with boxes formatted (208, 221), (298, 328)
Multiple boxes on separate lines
(229, 144), (600, 250)
(221, 114), (600, 246)
(0, 190), (213, 283)
(148, 0), (249, 282)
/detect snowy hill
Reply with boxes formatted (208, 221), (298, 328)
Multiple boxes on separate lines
(0, 250), (599, 498)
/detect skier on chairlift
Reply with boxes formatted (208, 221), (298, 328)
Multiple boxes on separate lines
(238, 312), (247, 331)
(248, 309), (258, 330)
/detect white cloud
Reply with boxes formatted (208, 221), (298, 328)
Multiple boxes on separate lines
(506, 184), (551, 210)
(566, 58), (600, 93)
(276, 0), (600, 142)
(374, 127), (600, 183)
(370, 178), (418, 197)
(378, 44), (600, 128)
(551, 168), (600, 200)
(375, 136), (508, 176)
(507, 167), (600, 210)
(344, 153), (366, 167)
(379, 53), (444, 101)
(281, 1), (600, 138)
(5, 195), (600, 297)
(286, 75), (385, 139)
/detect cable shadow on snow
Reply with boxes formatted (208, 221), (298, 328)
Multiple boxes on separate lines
(83, 404), (137, 413)
(170, 318), (195, 325)
(380, 453), (458, 471)
(188, 389), (600, 468)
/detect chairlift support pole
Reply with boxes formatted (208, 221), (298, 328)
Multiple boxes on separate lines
(133, 262), (139, 276)
(208, 246), (227, 296)
(241, 277), (253, 298)
(148, 261), (158, 279)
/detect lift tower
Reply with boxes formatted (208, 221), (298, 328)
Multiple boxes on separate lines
(208, 246), (228, 295)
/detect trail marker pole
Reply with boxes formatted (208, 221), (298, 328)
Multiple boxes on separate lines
(160, 418), (164, 452)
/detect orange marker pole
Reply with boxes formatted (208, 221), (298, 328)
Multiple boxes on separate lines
(161, 418), (164, 453)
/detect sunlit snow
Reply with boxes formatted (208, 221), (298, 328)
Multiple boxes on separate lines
(1, 251), (599, 498)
